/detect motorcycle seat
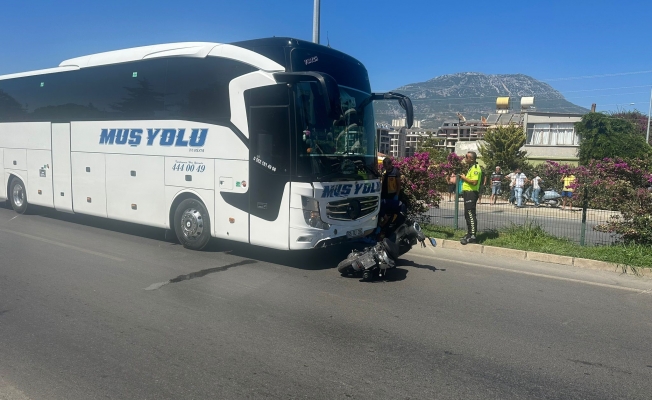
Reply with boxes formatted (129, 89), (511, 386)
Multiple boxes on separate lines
(382, 238), (400, 261)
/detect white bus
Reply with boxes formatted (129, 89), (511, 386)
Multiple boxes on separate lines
(0, 38), (413, 250)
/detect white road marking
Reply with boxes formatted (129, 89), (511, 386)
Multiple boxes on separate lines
(0, 228), (125, 262)
(412, 250), (651, 294)
(0, 376), (32, 400)
(144, 281), (170, 291)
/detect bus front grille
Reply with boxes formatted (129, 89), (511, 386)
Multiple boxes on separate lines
(326, 196), (378, 221)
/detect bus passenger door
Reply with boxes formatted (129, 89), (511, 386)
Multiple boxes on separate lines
(246, 85), (292, 250)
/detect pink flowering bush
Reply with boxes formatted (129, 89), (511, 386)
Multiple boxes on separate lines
(429, 152), (465, 191)
(577, 158), (652, 244)
(531, 160), (577, 193)
(393, 152), (450, 216)
(534, 158), (652, 244)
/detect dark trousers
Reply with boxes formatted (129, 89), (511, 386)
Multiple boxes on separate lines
(462, 190), (479, 236)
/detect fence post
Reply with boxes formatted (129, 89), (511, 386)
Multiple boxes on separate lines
(580, 187), (588, 246)
(454, 174), (459, 230)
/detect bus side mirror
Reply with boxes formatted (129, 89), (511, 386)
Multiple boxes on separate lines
(398, 96), (414, 129)
(274, 71), (342, 120)
(359, 92), (414, 128)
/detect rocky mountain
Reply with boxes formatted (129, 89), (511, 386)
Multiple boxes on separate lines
(374, 72), (589, 129)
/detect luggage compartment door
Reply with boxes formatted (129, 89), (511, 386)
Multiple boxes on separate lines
(52, 123), (73, 213)
(71, 152), (107, 218)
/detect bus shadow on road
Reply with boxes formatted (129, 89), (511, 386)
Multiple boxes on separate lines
(207, 240), (359, 271)
(25, 205), (168, 242)
(9, 204), (384, 272)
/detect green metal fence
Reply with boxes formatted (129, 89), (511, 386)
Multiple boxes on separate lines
(426, 182), (621, 246)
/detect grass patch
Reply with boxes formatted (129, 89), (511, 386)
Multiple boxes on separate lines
(422, 221), (652, 269)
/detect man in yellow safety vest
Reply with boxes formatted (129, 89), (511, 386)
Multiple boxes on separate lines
(459, 151), (482, 245)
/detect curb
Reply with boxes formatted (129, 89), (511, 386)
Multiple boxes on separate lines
(422, 239), (652, 278)
(441, 240), (483, 253)
(482, 246), (526, 260)
(526, 252), (574, 266)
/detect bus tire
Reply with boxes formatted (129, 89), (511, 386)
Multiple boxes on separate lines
(173, 198), (211, 250)
(9, 177), (28, 214)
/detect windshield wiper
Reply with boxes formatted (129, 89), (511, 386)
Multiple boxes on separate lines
(360, 162), (379, 178)
(316, 172), (356, 182)
(316, 163), (378, 181)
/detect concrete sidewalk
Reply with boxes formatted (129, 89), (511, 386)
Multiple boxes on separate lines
(412, 238), (652, 278)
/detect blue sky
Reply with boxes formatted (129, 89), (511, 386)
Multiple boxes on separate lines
(1, 0), (650, 113)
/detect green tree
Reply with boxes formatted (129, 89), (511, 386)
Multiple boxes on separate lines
(610, 110), (648, 139)
(420, 134), (450, 164)
(576, 112), (651, 165)
(477, 124), (528, 171)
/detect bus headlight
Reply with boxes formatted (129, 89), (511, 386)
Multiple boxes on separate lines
(301, 196), (330, 230)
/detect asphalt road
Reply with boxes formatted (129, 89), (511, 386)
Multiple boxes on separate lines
(1, 203), (652, 399)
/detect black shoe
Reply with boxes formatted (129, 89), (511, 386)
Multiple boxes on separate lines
(460, 235), (476, 245)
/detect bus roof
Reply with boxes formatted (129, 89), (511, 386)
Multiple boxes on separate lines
(0, 41), (285, 81)
(231, 37), (366, 71)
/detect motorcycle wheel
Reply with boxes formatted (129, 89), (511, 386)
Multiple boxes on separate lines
(337, 258), (356, 276)
(362, 270), (374, 281)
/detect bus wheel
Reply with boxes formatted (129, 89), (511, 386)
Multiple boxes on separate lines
(9, 178), (28, 214)
(173, 198), (211, 250)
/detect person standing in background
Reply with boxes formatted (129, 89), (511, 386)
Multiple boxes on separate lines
(489, 166), (504, 205)
(447, 173), (457, 202)
(512, 168), (528, 208)
(506, 170), (517, 205)
(561, 173), (576, 210)
(531, 174), (543, 207)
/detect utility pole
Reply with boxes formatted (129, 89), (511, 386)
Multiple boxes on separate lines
(647, 87), (651, 144)
(313, 0), (320, 44)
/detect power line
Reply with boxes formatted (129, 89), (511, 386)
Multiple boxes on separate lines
(543, 70), (652, 82)
(565, 91), (649, 100)
(562, 85), (651, 93)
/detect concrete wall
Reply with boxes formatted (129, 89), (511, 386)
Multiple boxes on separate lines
(455, 141), (579, 166)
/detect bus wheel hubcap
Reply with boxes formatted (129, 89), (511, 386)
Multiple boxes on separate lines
(12, 183), (24, 208)
(181, 208), (204, 240)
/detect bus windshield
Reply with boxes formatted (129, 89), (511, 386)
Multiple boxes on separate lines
(294, 82), (377, 182)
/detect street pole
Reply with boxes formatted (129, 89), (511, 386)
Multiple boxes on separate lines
(647, 86), (651, 144)
(312, 0), (320, 44)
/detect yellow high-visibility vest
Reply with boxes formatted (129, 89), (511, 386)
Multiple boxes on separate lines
(462, 164), (482, 192)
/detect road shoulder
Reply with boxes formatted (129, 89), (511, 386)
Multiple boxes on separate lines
(418, 239), (652, 278)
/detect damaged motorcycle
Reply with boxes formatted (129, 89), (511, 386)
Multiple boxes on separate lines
(337, 207), (426, 280)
